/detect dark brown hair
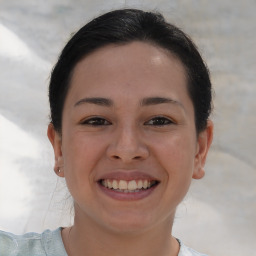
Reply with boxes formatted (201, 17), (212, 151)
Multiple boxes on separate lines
(49, 9), (212, 134)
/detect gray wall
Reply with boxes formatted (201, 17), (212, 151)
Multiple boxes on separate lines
(0, 1), (255, 255)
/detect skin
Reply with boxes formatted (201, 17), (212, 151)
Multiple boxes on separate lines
(48, 41), (213, 256)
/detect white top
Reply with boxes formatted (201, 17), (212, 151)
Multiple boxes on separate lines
(0, 228), (208, 256)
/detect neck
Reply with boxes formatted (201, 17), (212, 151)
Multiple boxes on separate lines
(62, 212), (179, 256)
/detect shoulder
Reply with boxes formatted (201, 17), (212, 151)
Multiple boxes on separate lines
(0, 229), (18, 255)
(0, 228), (67, 256)
(178, 240), (209, 256)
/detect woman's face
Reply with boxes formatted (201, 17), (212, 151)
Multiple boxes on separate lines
(48, 41), (212, 234)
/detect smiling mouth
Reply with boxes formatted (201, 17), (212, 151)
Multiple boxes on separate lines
(98, 179), (159, 193)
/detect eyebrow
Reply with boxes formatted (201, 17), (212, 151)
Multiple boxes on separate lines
(74, 97), (113, 107)
(141, 97), (184, 108)
(74, 96), (183, 109)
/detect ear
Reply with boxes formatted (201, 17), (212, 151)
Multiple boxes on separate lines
(192, 120), (214, 179)
(47, 123), (64, 177)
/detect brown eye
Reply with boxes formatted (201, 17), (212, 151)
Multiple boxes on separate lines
(81, 117), (111, 126)
(145, 117), (173, 126)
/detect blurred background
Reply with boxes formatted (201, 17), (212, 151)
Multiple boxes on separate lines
(0, 1), (255, 255)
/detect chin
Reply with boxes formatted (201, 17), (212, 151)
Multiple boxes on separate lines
(100, 211), (157, 235)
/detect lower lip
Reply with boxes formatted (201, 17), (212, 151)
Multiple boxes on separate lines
(97, 182), (158, 201)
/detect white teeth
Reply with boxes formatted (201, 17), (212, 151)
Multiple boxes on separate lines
(119, 180), (128, 190)
(143, 180), (148, 189)
(107, 180), (113, 189)
(128, 180), (137, 190)
(112, 180), (118, 189)
(101, 179), (157, 191)
(137, 180), (143, 189)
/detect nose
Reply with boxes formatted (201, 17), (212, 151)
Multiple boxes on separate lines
(106, 125), (149, 163)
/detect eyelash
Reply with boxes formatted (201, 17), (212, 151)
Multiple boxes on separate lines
(144, 116), (174, 126)
(81, 117), (112, 126)
(81, 116), (173, 126)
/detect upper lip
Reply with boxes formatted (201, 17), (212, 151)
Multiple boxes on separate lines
(96, 170), (160, 182)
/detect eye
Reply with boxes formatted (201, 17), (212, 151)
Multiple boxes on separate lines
(81, 117), (111, 126)
(145, 116), (174, 126)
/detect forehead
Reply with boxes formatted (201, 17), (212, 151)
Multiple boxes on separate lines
(73, 41), (185, 75)
(67, 41), (189, 104)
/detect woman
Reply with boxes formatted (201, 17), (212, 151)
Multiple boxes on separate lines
(0, 9), (213, 256)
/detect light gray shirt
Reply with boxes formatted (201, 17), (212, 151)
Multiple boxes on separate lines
(0, 228), (208, 256)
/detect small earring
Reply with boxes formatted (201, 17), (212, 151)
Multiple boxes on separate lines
(54, 167), (61, 173)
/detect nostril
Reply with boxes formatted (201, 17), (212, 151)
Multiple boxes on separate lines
(112, 155), (141, 160)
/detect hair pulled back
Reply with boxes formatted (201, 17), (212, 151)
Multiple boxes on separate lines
(49, 9), (212, 134)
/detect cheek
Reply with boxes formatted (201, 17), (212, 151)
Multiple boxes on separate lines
(151, 133), (196, 184)
(63, 131), (104, 164)
(61, 133), (106, 193)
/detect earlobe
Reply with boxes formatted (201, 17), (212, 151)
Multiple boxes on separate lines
(47, 123), (64, 177)
(192, 167), (205, 179)
(192, 120), (214, 180)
